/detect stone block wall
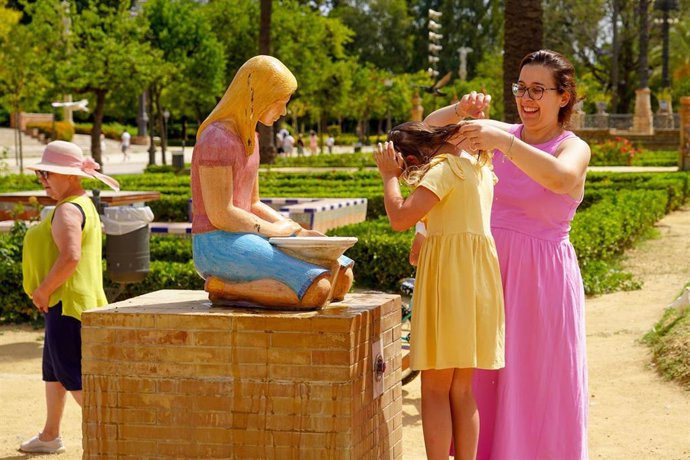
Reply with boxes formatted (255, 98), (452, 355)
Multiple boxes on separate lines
(81, 290), (402, 459)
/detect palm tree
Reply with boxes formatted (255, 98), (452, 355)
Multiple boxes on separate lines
(258, 0), (277, 164)
(502, 0), (543, 123)
(638, 0), (651, 88)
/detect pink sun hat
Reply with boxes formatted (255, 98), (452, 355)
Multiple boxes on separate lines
(27, 141), (120, 191)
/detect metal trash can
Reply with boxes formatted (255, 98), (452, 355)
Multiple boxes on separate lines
(172, 152), (184, 170)
(102, 206), (154, 284)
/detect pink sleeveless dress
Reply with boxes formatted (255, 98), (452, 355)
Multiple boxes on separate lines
(474, 124), (588, 459)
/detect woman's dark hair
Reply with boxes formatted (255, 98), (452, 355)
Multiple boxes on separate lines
(519, 49), (577, 127)
(388, 121), (484, 187)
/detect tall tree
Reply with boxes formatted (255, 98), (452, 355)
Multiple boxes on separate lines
(330, 0), (414, 74)
(436, 0), (502, 80)
(203, 0), (258, 84)
(258, 0), (277, 164)
(638, 0), (651, 88)
(272, 0), (353, 135)
(503, 0), (543, 122)
(0, 7), (48, 172)
(144, 0), (225, 164)
(28, 0), (159, 166)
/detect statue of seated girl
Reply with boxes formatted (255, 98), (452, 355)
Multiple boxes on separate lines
(191, 55), (353, 309)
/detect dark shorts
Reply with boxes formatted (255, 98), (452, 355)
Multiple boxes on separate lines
(42, 302), (83, 391)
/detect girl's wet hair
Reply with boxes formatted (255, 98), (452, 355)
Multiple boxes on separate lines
(388, 121), (485, 187)
(519, 49), (577, 127)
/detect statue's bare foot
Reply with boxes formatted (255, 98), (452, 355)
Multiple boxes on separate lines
(331, 266), (354, 302)
(205, 275), (331, 309)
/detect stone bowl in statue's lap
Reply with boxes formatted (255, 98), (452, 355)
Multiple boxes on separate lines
(269, 236), (357, 267)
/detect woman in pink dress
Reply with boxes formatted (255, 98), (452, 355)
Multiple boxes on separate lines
(426, 49), (591, 458)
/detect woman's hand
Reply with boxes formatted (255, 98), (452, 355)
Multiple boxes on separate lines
(458, 120), (510, 152)
(31, 286), (50, 313)
(374, 141), (403, 180)
(457, 91), (492, 119)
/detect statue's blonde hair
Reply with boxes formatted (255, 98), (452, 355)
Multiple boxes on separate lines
(197, 55), (298, 156)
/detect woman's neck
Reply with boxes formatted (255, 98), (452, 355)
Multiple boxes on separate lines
(520, 124), (563, 145)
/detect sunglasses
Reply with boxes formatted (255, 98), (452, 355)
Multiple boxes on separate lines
(35, 170), (50, 180)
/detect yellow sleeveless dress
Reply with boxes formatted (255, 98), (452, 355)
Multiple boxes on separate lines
(22, 194), (108, 320)
(410, 154), (505, 370)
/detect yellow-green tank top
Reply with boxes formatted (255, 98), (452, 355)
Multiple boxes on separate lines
(22, 195), (107, 320)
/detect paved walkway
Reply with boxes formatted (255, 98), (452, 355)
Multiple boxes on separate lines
(0, 128), (376, 176)
(1, 128), (680, 176)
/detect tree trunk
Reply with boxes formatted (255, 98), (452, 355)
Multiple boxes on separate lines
(638, 0), (650, 88)
(503, 0), (543, 123)
(611, 0), (621, 113)
(15, 109), (23, 174)
(91, 89), (106, 166)
(257, 0), (277, 164)
(147, 87), (156, 166)
(153, 91), (167, 165)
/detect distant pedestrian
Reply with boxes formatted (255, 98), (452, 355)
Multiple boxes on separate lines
(309, 130), (318, 155)
(99, 133), (106, 161)
(326, 135), (335, 154)
(296, 135), (305, 156)
(283, 133), (295, 157)
(120, 130), (131, 162)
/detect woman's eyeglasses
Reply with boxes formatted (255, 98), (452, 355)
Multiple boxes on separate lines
(35, 170), (50, 180)
(512, 83), (559, 101)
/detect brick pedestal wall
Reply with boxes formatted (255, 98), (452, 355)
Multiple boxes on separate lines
(81, 290), (402, 459)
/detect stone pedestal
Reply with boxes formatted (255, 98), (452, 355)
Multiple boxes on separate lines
(81, 290), (402, 459)
(680, 96), (690, 171)
(632, 88), (655, 135)
(656, 97), (675, 129)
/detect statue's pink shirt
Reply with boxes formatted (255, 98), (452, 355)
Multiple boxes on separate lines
(191, 123), (260, 234)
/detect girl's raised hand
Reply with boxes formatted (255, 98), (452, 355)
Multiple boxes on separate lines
(374, 141), (404, 179)
(457, 91), (492, 119)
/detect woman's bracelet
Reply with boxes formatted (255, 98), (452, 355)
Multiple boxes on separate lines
(505, 134), (515, 160)
(453, 102), (463, 119)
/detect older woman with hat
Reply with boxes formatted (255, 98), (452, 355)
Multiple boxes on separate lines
(19, 141), (119, 454)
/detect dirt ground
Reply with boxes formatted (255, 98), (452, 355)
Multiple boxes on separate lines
(1, 209), (689, 459)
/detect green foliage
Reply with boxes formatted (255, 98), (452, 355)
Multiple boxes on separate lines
(330, 0), (413, 74)
(74, 122), (137, 141)
(144, 0), (226, 125)
(0, 9), (50, 116)
(269, 152), (375, 169)
(25, 121), (74, 142)
(202, 0), (258, 85)
(104, 260), (204, 301)
(630, 150), (678, 167)
(327, 217), (415, 292)
(590, 137), (644, 166)
(643, 293), (690, 390)
(0, 222), (38, 324)
(144, 164), (177, 174)
(150, 235), (192, 263)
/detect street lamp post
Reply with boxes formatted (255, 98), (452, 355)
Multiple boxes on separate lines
(457, 47), (473, 81)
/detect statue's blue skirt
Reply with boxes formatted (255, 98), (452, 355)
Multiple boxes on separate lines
(193, 231), (352, 300)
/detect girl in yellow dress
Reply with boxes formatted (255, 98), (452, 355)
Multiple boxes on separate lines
(374, 122), (504, 460)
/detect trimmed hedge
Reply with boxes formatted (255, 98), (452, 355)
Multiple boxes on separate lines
(643, 291), (690, 390)
(1, 171), (689, 323)
(26, 121), (74, 142)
